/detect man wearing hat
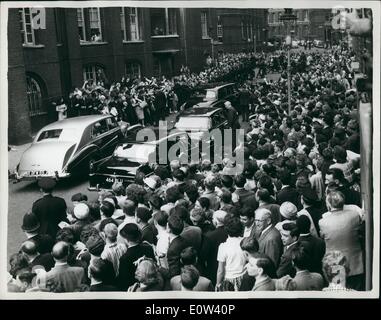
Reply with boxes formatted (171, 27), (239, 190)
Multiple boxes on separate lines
(32, 177), (67, 240)
(21, 211), (41, 240)
(298, 188), (323, 237)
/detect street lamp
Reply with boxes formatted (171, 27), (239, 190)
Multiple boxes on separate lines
(280, 8), (297, 115)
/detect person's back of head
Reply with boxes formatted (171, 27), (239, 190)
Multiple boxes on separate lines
(9, 252), (29, 278)
(180, 247), (198, 266)
(21, 240), (38, 256)
(149, 194), (163, 210)
(122, 200), (137, 217)
(291, 245), (310, 271)
(234, 174), (246, 188)
(326, 190), (345, 210)
(221, 175), (234, 189)
(52, 241), (70, 262)
(220, 189), (232, 204)
(167, 214), (184, 236)
(166, 186), (181, 203)
(212, 210), (228, 227)
(173, 169), (185, 182)
(119, 223), (142, 244)
(89, 257), (108, 282)
(56, 228), (76, 245)
(104, 223), (118, 243)
(333, 145), (347, 163)
(296, 215), (311, 235)
(100, 200), (115, 218)
(197, 197), (210, 211)
(322, 250), (350, 285)
(154, 211), (169, 228)
(86, 233), (106, 257)
(136, 207), (152, 224)
(224, 215), (243, 237)
(256, 188), (272, 203)
(240, 236), (259, 255)
(181, 265), (200, 290)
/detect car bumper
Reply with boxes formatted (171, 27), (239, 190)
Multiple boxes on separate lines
(14, 170), (71, 181)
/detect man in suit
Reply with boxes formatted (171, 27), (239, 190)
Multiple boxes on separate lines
(246, 255), (276, 291)
(199, 210), (229, 284)
(20, 239), (55, 272)
(299, 188), (324, 237)
(89, 257), (118, 292)
(276, 169), (301, 210)
(45, 241), (85, 292)
(170, 247), (214, 291)
(255, 208), (283, 269)
(117, 223), (155, 290)
(296, 215), (325, 275)
(319, 191), (365, 290)
(292, 246), (324, 291)
(32, 177), (67, 240)
(233, 174), (257, 209)
(277, 223), (299, 278)
(167, 214), (190, 277)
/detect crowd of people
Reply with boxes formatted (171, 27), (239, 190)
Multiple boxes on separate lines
(53, 52), (257, 126)
(8, 45), (367, 293)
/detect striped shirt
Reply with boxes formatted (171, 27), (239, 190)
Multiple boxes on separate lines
(101, 242), (127, 276)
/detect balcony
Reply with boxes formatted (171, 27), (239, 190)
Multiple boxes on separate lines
(151, 34), (181, 53)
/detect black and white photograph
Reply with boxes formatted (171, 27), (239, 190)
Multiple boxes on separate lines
(0, 0), (379, 300)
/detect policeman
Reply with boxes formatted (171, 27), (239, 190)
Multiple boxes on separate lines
(32, 177), (68, 240)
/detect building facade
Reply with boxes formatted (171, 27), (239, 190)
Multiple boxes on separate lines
(267, 8), (331, 42)
(8, 6), (267, 145)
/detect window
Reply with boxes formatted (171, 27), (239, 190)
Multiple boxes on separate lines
(19, 8), (35, 45)
(77, 7), (103, 42)
(201, 11), (209, 38)
(153, 57), (161, 76)
(151, 8), (178, 36)
(125, 61), (141, 79)
(83, 65), (106, 83)
(26, 76), (46, 116)
(304, 10), (309, 21)
(217, 18), (223, 40)
(121, 7), (142, 41)
(91, 120), (109, 138)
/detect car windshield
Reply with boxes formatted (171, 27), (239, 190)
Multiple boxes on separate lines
(175, 117), (210, 130)
(113, 143), (156, 163)
(205, 90), (217, 100)
(37, 128), (78, 142)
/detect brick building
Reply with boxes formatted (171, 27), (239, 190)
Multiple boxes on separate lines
(8, 6), (267, 145)
(267, 8), (331, 43)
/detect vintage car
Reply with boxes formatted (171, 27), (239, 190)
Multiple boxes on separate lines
(178, 82), (239, 111)
(88, 126), (199, 190)
(14, 115), (126, 181)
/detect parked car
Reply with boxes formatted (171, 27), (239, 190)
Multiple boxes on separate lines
(88, 127), (199, 190)
(14, 115), (125, 181)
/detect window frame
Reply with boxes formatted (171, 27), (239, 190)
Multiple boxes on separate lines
(19, 8), (35, 45)
(83, 64), (106, 83)
(201, 11), (209, 38)
(150, 8), (178, 36)
(125, 61), (142, 79)
(26, 75), (46, 117)
(77, 7), (103, 43)
(121, 7), (143, 42)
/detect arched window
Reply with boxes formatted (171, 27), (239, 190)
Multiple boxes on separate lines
(83, 64), (106, 83)
(125, 61), (141, 79)
(26, 75), (45, 116)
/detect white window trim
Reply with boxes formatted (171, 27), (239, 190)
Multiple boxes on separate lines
(77, 8), (86, 42)
(120, 7), (127, 41)
(77, 7), (103, 43)
(129, 7), (140, 41)
(20, 8), (35, 45)
(89, 7), (103, 41)
(166, 8), (177, 35)
(201, 11), (208, 38)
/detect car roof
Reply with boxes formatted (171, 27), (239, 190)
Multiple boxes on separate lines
(179, 106), (222, 117)
(206, 83), (235, 91)
(40, 115), (112, 132)
(122, 128), (187, 145)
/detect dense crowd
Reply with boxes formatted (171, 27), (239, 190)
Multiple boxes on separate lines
(53, 52), (257, 126)
(9, 45), (367, 293)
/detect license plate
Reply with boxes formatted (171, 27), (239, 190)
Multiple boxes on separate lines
(105, 177), (123, 183)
